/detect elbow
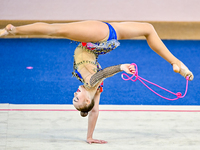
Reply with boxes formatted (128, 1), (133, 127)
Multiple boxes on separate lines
(90, 107), (99, 116)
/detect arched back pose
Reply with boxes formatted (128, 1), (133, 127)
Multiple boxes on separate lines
(0, 21), (194, 144)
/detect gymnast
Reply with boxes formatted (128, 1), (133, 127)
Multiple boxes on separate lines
(0, 21), (194, 144)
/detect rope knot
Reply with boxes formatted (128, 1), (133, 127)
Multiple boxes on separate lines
(176, 92), (182, 98)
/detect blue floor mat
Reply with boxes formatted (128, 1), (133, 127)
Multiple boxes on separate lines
(0, 38), (199, 105)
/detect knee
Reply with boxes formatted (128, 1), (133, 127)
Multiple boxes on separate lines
(144, 23), (155, 30)
(143, 23), (156, 36)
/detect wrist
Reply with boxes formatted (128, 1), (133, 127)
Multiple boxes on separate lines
(87, 136), (92, 140)
(6, 24), (16, 35)
(120, 64), (124, 71)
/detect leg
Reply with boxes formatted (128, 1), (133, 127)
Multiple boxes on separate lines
(0, 21), (109, 42)
(111, 22), (194, 80)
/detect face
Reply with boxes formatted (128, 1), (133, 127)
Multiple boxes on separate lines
(73, 85), (90, 109)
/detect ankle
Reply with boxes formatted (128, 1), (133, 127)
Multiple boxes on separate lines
(172, 64), (180, 73)
(172, 61), (193, 80)
(5, 24), (16, 35)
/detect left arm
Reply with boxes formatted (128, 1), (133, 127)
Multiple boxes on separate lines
(89, 64), (135, 87)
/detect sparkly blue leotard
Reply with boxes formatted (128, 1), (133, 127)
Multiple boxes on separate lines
(72, 22), (120, 87)
(81, 22), (120, 56)
(104, 22), (117, 41)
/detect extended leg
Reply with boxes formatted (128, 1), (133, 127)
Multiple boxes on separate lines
(0, 21), (109, 42)
(111, 22), (194, 80)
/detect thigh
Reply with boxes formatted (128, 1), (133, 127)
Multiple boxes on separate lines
(56, 20), (110, 42)
(110, 22), (153, 40)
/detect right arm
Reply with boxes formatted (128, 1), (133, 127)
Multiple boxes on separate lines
(86, 91), (107, 144)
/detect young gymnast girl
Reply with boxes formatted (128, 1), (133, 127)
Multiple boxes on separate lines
(0, 21), (194, 144)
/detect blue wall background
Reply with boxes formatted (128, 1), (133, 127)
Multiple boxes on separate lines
(0, 39), (199, 105)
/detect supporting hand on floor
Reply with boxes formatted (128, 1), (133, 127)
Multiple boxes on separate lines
(87, 138), (107, 144)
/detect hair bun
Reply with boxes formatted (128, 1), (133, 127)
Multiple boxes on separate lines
(80, 111), (88, 117)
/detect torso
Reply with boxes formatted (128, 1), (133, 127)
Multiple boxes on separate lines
(72, 22), (119, 89)
(74, 46), (98, 85)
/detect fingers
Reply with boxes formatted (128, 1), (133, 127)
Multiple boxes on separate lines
(99, 140), (107, 144)
(87, 139), (107, 144)
(129, 65), (136, 74)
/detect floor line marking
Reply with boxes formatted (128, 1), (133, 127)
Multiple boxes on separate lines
(0, 109), (200, 112)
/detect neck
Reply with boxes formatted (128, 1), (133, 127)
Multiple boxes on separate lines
(85, 85), (98, 100)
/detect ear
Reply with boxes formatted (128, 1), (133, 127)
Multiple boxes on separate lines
(85, 98), (91, 105)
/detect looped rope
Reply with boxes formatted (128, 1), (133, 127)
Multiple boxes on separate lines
(121, 63), (189, 101)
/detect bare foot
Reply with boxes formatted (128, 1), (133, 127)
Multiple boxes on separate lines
(0, 28), (8, 37)
(173, 62), (194, 81)
(0, 24), (15, 37)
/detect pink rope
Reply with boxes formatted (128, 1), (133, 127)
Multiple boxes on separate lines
(121, 63), (189, 101)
